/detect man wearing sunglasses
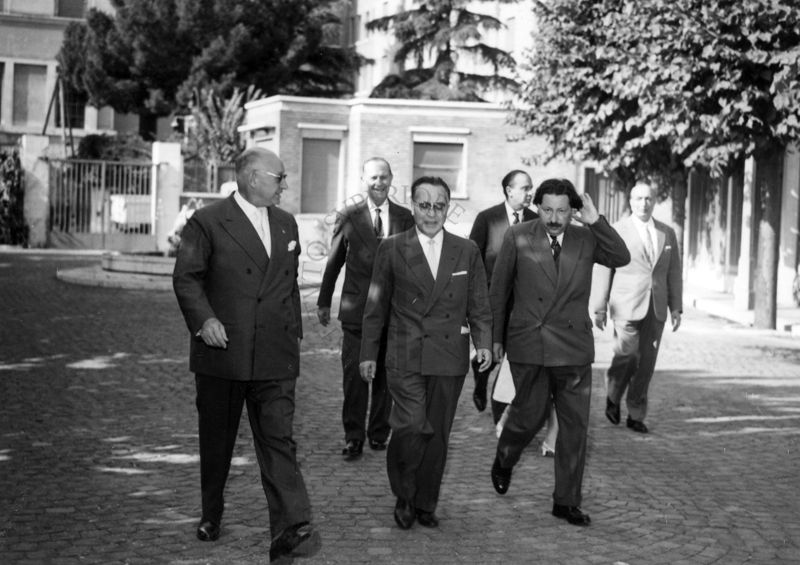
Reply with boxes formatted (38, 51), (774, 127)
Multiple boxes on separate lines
(360, 176), (492, 530)
(317, 157), (414, 460)
(173, 147), (320, 562)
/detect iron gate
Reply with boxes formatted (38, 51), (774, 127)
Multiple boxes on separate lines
(48, 159), (157, 251)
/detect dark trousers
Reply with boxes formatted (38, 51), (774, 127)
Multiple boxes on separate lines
(341, 325), (391, 443)
(195, 374), (312, 537)
(385, 369), (465, 513)
(606, 300), (665, 422)
(497, 362), (591, 507)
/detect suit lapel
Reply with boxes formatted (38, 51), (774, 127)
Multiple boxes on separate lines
(654, 221), (667, 261)
(387, 201), (408, 235)
(353, 202), (377, 244)
(402, 230), (435, 294)
(528, 222), (558, 286)
(261, 207), (288, 289)
(221, 196), (269, 272)
(557, 225), (583, 288)
(425, 231), (462, 312)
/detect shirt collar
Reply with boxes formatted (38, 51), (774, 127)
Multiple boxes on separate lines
(416, 227), (444, 245)
(368, 197), (386, 213)
(234, 190), (262, 219)
(630, 215), (654, 229)
(504, 201), (523, 221)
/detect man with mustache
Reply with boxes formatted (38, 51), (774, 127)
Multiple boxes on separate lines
(488, 178), (630, 526)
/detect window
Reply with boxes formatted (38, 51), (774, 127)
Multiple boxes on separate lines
(301, 138), (341, 214)
(13, 64), (48, 127)
(57, 0), (86, 18)
(55, 80), (87, 129)
(413, 136), (468, 198)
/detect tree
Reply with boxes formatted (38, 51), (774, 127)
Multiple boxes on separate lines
(366, 0), (520, 100)
(57, 0), (365, 120)
(185, 85), (263, 164)
(512, 0), (800, 328)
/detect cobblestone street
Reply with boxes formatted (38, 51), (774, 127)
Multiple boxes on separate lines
(1, 251), (799, 564)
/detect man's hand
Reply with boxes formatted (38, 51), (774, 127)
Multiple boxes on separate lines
(671, 311), (682, 332)
(492, 342), (504, 363)
(475, 348), (492, 372)
(197, 317), (228, 349)
(359, 361), (376, 383)
(594, 310), (607, 330)
(317, 306), (331, 326)
(572, 193), (600, 225)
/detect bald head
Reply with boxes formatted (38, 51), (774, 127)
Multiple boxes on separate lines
(235, 147), (287, 207)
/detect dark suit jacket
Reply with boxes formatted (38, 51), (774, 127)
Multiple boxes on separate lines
(317, 199), (414, 326)
(490, 217), (630, 367)
(469, 202), (538, 283)
(173, 194), (303, 381)
(591, 216), (682, 322)
(361, 229), (492, 376)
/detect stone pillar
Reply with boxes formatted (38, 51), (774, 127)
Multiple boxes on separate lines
(21, 135), (50, 248)
(778, 145), (799, 307)
(734, 157), (755, 310)
(152, 142), (183, 253)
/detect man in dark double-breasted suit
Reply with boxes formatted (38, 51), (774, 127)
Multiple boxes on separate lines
(468, 169), (538, 420)
(489, 178), (630, 527)
(360, 176), (492, 531)
(173, 147), (320, 563)
(317, 158), (414, 459)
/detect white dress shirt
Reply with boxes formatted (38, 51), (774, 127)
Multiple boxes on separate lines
(631, 215), (657, 264)
(504, 201), (525, 225)
(234, 190), (271, 256)
(417, 228), (443, 279)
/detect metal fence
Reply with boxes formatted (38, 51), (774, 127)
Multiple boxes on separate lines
(48, 159), (156, 250)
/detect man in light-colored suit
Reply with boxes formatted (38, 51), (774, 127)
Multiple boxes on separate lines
(591, 181), (683, 434)
(468, 170), (537, 418)
(173, 147), (320, 562)
(317, 158), (414, 460)
(360, 176), (492, 530)
(489, 178), (630, 527)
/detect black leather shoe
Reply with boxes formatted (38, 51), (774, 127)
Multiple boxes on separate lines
(342, 439), (363, 459)
(605, 397), (621, 425)
(269, 521), (321, 562)
(368, 439), (387, 451)
(393, 498), (415, 530)
(552, 504), (591, 526)
(491, 455), (512, 495)
(472, 358), (489, 412)
(196, 520), (220, 541)
(416, 510), (439, 528)
(626, 416), (648, 433)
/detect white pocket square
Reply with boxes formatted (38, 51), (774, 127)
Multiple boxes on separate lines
(664, 245), (672, 250)
(452, 271), (467, 277)
(460, 325), (470, 335)
(288, 240), (297, 252)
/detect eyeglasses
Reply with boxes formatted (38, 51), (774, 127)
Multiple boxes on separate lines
(254, 169), (287, 182)
(414, 201), (447, 213)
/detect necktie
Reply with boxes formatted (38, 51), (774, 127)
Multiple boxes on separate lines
(427, 238), (438, 279)
(645, 228), (655, 265)
(513, 211), (520, 225)
(374, 208), (384, 238)
(550, 235), (561, 267)
(258, 207), (271, 257)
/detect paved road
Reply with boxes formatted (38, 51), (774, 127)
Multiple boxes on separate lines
(1, 252), (799, 565)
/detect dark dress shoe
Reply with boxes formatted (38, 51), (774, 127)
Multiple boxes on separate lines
(471, 358), (489, 412)
(491, 455), (512, 495)
(393, 498), (415, 530)
(342, 439), (363, 459)
(368, 439), (387, 451)
(605, 397), (620, 425)
(416, 510), (439, 528)
(626, 416), (648, 433)
(269, 521), (321, 562)
(196, 520), (220, 541)
(552, 504), (591, 526)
